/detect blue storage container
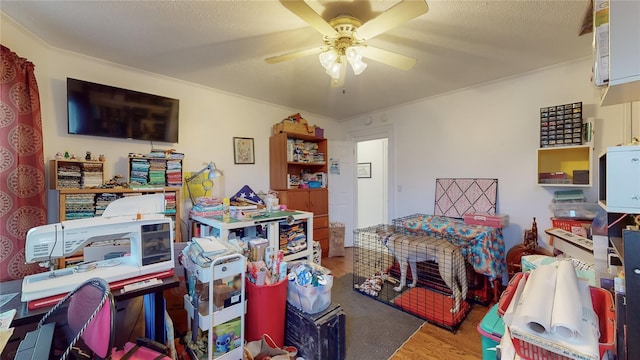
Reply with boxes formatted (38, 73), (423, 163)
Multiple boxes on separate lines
(477, 304), (504, 360)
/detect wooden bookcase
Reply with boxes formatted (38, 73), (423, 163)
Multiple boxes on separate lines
(270, 132), (330, 256)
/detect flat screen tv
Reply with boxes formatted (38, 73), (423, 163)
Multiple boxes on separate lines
(67, 78), (179, 143)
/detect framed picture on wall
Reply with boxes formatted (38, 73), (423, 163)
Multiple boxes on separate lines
(233, 137), (255, 164)
(357, 162), (371, 178)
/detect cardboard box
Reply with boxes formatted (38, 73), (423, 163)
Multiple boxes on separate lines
(273, 118), (315, 136)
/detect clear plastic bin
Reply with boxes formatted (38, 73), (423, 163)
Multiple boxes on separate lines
(550, 202), (599, 219)
(287, 275), (333, 314)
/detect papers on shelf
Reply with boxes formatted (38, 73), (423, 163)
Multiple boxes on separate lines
(0, 309), (16, 354)
(192, 237), (228, 257)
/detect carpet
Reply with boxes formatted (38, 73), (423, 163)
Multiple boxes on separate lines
(331, 273), (425, 360)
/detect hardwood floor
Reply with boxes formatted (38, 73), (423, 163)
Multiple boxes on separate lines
(322, 247), (486, 360)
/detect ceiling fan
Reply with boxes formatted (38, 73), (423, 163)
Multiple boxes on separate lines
(266, 0), (429, 87)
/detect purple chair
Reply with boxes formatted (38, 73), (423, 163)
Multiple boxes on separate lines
(37, 277), (171, 360)
(38, 277), (114, 359)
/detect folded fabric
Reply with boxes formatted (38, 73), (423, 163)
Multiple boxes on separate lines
(230, 185), (264, 205)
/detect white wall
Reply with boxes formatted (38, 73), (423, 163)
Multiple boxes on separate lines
(1, 15), (347, 240)
(346, 57), (638, 257)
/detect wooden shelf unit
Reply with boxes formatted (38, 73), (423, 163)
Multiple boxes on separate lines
(58, 187), (182, 237)
(56, 187), (182, 268)
(49, 159), (106, 190)
(270, 132), (330, 256)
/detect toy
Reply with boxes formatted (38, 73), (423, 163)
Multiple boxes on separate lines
(214, 331), (234, 353)
(354, 272), (387, 297)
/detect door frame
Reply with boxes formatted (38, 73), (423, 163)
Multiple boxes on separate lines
(349, 124), (395, 227)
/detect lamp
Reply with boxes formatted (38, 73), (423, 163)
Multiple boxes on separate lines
(185, 162), (223, 206)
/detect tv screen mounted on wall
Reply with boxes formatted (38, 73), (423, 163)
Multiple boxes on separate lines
(67, 78), (179, 143)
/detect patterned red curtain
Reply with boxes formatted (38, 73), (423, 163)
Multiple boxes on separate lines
(0, 45), (47, 281)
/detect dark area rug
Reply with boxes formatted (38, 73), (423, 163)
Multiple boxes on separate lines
(332, 273), (425, 360)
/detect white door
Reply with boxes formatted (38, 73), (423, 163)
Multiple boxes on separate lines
(328, 140), (356, 246)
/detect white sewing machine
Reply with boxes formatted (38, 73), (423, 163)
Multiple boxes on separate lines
(21, 194), (175, 307)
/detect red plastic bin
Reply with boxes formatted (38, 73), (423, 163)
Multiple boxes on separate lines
(498, 273), (615, 360)
(245, 278), (288, 347)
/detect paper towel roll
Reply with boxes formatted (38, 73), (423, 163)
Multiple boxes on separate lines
(516, 264), (557, 334)
(551, 260), (583, 339)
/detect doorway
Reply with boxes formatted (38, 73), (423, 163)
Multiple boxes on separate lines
(357, 139), (388, 227)
(350, 124), (394, 230)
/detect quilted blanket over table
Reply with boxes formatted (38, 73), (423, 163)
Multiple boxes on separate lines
(395, 214), (506, 282)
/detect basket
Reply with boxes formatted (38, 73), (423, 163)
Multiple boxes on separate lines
(498, 273), (615, 360)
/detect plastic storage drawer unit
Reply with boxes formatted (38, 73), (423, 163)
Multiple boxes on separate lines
(477, 303), (505, 360)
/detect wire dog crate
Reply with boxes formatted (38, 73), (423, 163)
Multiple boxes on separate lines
(353, 225), (471, 332)
(392, 215), (498, 305)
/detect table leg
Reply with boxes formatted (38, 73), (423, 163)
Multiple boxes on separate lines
(144, 292), (166, 343)
(491, 280), (502, 304)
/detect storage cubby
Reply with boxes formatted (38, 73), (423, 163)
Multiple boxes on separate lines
(537, 144), (592, 186)
(190, 211), (313, 264)
(128, 155), (183, 187)
(49, 159), (105, 189)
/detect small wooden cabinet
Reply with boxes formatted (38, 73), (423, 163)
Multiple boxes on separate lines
(270, 132), (330, 256)
(49, 159), (105, 189)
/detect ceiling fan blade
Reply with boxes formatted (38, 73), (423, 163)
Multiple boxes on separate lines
(356, 0), (429, 40)
(362, 46), (417, 70)
(265, 46), (324, 64)
(280, 0), (338, 37)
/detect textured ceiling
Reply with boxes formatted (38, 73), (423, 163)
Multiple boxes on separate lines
(1, 0), (593, 120)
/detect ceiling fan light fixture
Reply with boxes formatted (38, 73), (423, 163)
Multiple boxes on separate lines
(350, 58), (367, 75)
(345, 46), (367, 75)
(326, 59), (343, 79)
(319, 49), (339, 70)
(345, 46), (362, 62)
